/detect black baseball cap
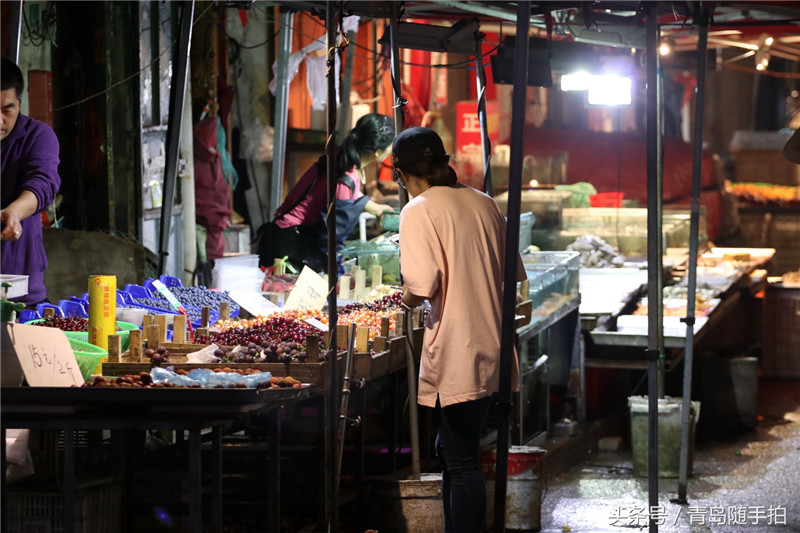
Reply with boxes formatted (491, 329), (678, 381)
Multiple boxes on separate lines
(391, 126), (447, 167)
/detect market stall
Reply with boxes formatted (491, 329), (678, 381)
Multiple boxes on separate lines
(5, 1), (800, 532)
(585, 247), (775, 365)
(2, 266), (426, 532)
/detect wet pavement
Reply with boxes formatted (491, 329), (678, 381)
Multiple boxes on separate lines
(539, 378), (800, 533)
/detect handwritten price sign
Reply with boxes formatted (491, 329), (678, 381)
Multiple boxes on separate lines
(283, 266), (328, 311)
(1, 323), (84, 386)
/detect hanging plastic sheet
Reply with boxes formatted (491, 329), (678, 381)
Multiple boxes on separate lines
(268, 15), (360, 109)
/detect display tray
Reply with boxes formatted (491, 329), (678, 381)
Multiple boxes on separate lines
(766, 276), (800, 289)
(103, 361), (333, 390)
(103, 350), (401, 389)
(578, 268), (648, 316)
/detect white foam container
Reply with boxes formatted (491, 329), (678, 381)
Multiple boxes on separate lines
(1, 275), (29, 299)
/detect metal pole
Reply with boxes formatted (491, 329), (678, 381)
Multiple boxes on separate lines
(405, 312), (421, 479)
(387, 3), (421, 483)
(388, 3), (408, 206)
(336, 323), (358, 487)
(474, 32), (494, 196)
(645, 6), (662, 533)
(325, 5), (340, 532)
(495, 3), (530, 532)
(269, 8), (294, 221)
(10, 0), (23, 64)
(180, 77), (198, 286)
(677, 2), (709, 504)
(157, 0), (194, 276)
(337, 29), (358, 142)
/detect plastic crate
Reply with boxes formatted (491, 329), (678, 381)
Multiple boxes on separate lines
(590, 191), (624, 207)
(58, 299), (88, 318)
(5, 482), (122, 533)
(158, 274), (183, 288)
(148, 280), (239, 319)
(143, 278), (160, 295)
(0, 274), (29, 299)
(116, 289), (135, 305)
(26, 429), (115, 486)
(36, 303), (64, 318)
(18, 309), (40, 323)
(124, 283), (153, 299)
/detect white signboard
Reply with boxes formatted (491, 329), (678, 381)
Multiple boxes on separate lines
(228, 289), (281, 318)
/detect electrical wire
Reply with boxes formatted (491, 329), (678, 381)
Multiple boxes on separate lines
(238, 5), (503, 73)
(227, 30), (279, 50)
(21, 1), (57, 47)
(53, 2), (215, 113)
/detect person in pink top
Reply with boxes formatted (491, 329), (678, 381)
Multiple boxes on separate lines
(259, 113), (395, 272)
(394, 127), (525, 533)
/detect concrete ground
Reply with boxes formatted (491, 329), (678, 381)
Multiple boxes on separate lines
(538, 377), (800, 533)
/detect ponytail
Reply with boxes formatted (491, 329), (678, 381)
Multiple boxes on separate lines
(334, 113), (396, 180)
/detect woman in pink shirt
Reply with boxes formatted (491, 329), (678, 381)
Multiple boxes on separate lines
(394, 127), (525, 533)
(261, 113), (395, 272)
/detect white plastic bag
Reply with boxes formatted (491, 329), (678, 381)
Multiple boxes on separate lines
(5, 429), (34, 483)
(268, 14), (359, 105)
(240, 121), (275, 163)
(305, 55), (340, 110)
(187, 343), (223, 364)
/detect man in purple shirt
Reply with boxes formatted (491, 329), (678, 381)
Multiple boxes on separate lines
(1, 56), (61, 306)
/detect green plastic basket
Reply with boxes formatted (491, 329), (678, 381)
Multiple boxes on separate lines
(24, 319), (139, 352)
(68, 337), (108, 382)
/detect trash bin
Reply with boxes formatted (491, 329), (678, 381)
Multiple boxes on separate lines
(482, 445), (546, 531)
(629, 396), (700, 478)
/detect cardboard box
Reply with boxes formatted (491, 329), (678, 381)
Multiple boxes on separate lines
(731, 149), (800, 186)
(729, 130), (800, 186)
